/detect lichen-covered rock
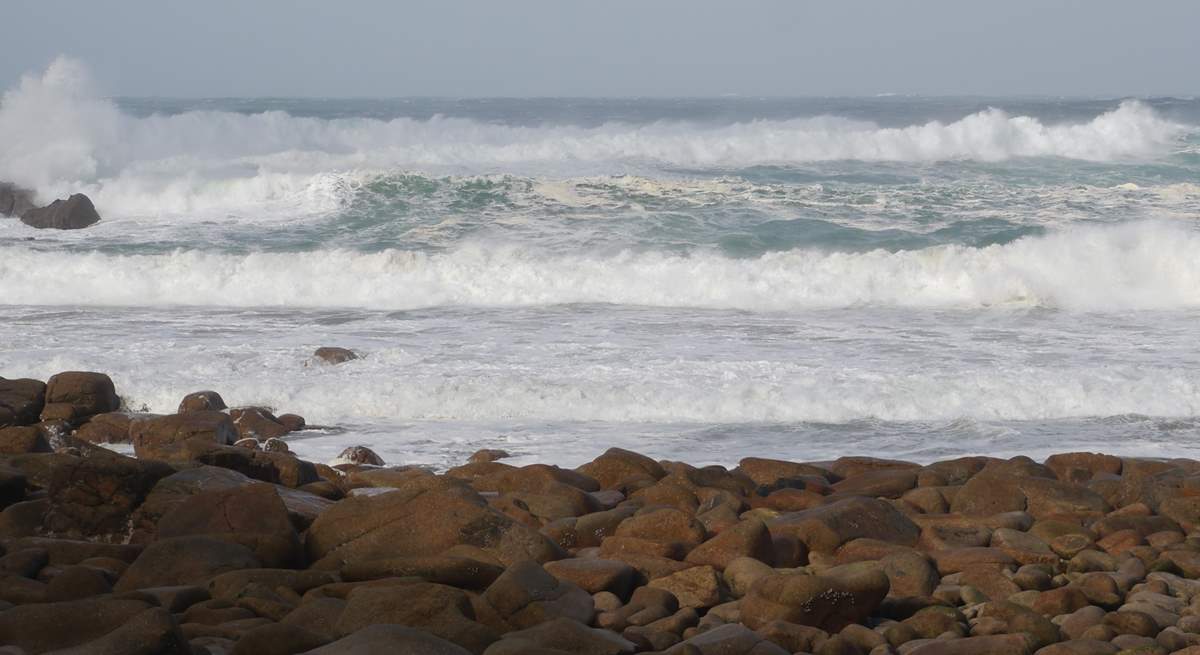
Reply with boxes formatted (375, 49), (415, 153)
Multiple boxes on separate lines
(741, 566), (890, 632)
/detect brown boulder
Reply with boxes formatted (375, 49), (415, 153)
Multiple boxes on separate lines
(1045, 452), (1122, 483)
(230, 406), (290, 440)
(341, 555), (504, 589)
(646, 564), (722, 609)
(0, 377), (46, 427)
(831, 468), (918, 498)
(0, 597), (154, 652)
(483, 560), (593, 629)
(577, 448), (665, 490)
(768, 496), (919, 554)
(41, 371), (119, 422)
(44, 455), (174, 541)
(305, 474), (562, 568)
(20, 193), (101, 230)
(314, 347), (359, 364)
(74, 412), (143, 444)
(178, 390), (227, 413)
(544, 558), (636, 598)
(335, 445), (386, 466)
(155, 482), (302, 567)
(741, 566), (890, 632)
(42, 606), (190, 655)
(336, 582), (496, 653)
(304, 624), (471, 655)
(685, 518), (774, 570)
(0, 426), (52, 454)
(737, 456), (835, 488)
(130, 411), (237, 460)
(486, 617), (636, 655)
(615, 506), (707, 547)
(115, 536), (261, 591)
(906, 634), (1033, 654)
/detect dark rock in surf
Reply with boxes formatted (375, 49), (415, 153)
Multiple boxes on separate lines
(19, 193), (101, 230)
(313, 347), (359, 365)
(0, 182), (36, 218)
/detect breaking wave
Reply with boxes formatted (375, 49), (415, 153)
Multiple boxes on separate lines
(2, 221), (1198, 312)
(0, 58), (1191, 214)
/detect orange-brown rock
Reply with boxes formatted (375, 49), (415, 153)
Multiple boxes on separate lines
(769, 496), (919, 554)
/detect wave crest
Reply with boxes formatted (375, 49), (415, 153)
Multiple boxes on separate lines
(2, 221), (1198, 312)
(0, 58), (1191, 211)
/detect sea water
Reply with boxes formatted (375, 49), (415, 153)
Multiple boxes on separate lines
(2, 58), (1199, 469)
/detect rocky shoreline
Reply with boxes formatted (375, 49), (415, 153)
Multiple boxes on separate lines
(4, 371), (1200, 654)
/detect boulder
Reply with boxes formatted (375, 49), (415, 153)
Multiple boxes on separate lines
(155, 482), (302, 567)
(44, 455), (174, 541)
(313, 347), (359, 364)
(306, 475), (562, 568)
(0, 597), (154, 652)
(0, 182), (36, 217)
(905, 634), (1034, 654)
(115, 536), (261, 591)
(178, 390), (227, 414)
(74, 412), (142, 444)
(483, 560), (594, 629)
(615, 507), (707, 548)
(230, 406), (290, 440)
(664, 623), (789, 655)
(647, 564), (722, 609)
(486, 617), (636, 655)
(768, 496), (919, 554)
(335, 445), (385, 466)
(341, 555), (504, 589)
(230, 622), (327, 655)
(0, 377), (46, 427)
(741, 566), (890, 632)
(303, 624), (471, 655)
(0, 426), (52, 454)
(336, 582), (497, 653)
(577, 448), (666, 490)
(43, 606), (191, 655)
(41, 371), (119, 422)
(543, 558), (636, 598)
(130, 411), (237, 460)
(685, 518), (774, 570)
(20, 193), (101, 229)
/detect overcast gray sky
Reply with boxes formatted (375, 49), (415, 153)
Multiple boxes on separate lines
(4, 0), (1198, 98)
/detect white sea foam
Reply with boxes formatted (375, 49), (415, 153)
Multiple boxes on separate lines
(1, 220), (1198, 311)
(0, 58), (1191, 218)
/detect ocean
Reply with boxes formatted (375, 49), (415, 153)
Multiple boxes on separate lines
(2, 59), (1200, 469)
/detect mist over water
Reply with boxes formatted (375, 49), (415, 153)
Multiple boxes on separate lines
(3, 58), (1200, 468)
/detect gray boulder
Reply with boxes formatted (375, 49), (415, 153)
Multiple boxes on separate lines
(20, 193), (101, 229)
(0, 183), (36, 218)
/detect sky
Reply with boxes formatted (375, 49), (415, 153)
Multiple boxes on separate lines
(3, 0), (1198, 98)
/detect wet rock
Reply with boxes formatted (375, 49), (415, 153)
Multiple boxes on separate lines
(313, 347), (359, 364)
(306, 475), (561, 568)
(115, 536), (261, 591)
(483, 560), (594, 629)
(40, 371), (119, 423)
(0, 182), (36, 217)
(305, 624), (471, 654)
(769, 496), (920, 554)
(0, 597), (154, 652)
(0, 377), (46, 427)
(741, 566), (890, 632)
(20, 193), (101, 229)
(334, 445), (385, 466)
(230, 406), (290, 441)
(336, 582), (497, 653)
(178, 390), (228, 413)
(577, 448), (666, 491)
(130, 411), (238, 460)
(0, 426), (52, 454)
(155, 482), (302, 567)
(44, 455), (174, 541)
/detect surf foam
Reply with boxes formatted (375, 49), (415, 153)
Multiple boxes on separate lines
(2, 220), (1197, 312)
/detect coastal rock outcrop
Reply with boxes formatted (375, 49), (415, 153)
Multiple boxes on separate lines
(9, 371), (1200, 655)
(0, 182), (36, 218)
(19, 193), (101, 229)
